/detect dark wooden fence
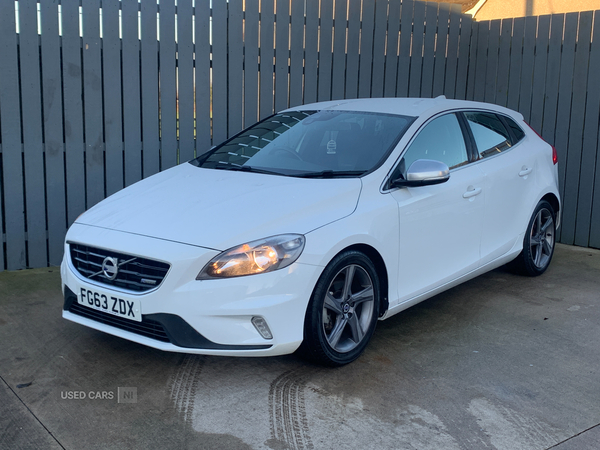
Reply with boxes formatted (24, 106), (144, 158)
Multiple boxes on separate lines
(0, 0), (598, 271)
(467, 12), (600, 249)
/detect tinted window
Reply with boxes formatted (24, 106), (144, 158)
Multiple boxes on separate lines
(503, 116), (526, 142)
(400, 113), (468, 174)
(192, 110), (414, 177)
(464, 112), (512, 159)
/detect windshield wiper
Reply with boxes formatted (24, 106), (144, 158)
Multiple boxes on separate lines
(294, 170), (366, 179)
(213, 164), (280, 175)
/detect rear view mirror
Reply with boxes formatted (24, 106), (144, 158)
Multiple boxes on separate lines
(390, 159), (450, 188)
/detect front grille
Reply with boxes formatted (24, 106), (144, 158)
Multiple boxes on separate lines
(68, 302), (170, 342)
(69, 243), (170, 292)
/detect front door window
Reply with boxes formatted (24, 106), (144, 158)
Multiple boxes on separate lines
(401, 113), (469, 174)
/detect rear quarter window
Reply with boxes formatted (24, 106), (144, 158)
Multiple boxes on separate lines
(464, 112), (512, 159)
(502, 116), (526, 143)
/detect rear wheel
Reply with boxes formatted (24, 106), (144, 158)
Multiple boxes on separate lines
(514, 200), (556, 276)
(299, 251), (380, 366)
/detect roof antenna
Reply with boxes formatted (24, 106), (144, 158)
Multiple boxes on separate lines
(435, 95), (446, 100)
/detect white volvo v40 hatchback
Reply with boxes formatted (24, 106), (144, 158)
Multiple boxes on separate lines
(61, 98), (560, 365)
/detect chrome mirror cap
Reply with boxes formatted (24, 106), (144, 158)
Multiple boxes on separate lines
(406, 159), (450, 182)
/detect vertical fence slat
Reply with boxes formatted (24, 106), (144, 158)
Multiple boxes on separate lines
(102, 0), (124, 196)
(82, 0), (104, 208)
(159, 0), (177, 167)
(304, 0), (319, 104)
(553, 12), (578, 240)
(396, 0), (414, 98)
(432, 4), (450, 98)
(576, 13), (600, 247)
(358, 0), (375, 98)
(244, 1), (260, 126)
(177, 0), (195, 159)
(384, 0), (401, 98)
(41, 0), (66, 266)
(590, 127), (600, 248)
(345, 0), (361, 99)
(331, 0), (347, 100)
(212, 0), (229, 137)
(464, 17), (478, 100)
(259, 0), (275, 117)
(141, 0), (160, 175)
(420, 2), (438, 98)
(0, 1), (25, 269)
(195, 0), (211, 152)
(540, 14), (564, 143)
(318, 0), (334, 101)
(275, 0), (290, 111)
(408, 0), (425, 97)
(370, 0), (388, 97)
(494, 19), (512, 107)
(228, 0), (244, 133)
(62, 0), (85, 224)
(19, 0), (47, 268)
(472, 22), (488, 101)
(517, 16), (537, 122)
(443, 6), (461, 99)
(122, 0), (142, 184)
(529, 15), (551, 132)
(484, 20), (500, 103)
(454, 13), (471, 100)
(562, 11), (593, 245)
(506, 17), (524, 110)
(289, 0), (304, 108)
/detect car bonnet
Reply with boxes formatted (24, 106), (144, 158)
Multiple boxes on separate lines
(75, 163), (362, 250)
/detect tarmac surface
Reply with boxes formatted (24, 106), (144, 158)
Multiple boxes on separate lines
(0, 243), (599, 449)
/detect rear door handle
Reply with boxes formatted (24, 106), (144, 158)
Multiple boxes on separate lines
(463, 186), (482, 199)
(519, 167), (533, 177)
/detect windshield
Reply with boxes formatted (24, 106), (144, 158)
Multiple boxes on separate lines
(191, 110), (415, 177)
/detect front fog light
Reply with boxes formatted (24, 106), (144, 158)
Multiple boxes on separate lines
(251, 316), (273, 340)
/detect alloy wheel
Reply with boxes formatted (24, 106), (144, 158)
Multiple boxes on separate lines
(321, 264), (375, 353)
(530, 207), (555, 269)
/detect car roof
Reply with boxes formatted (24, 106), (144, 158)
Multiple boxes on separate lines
(285, 97), (524, 121)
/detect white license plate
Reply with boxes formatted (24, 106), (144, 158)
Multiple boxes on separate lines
(77, 287), (142, 322)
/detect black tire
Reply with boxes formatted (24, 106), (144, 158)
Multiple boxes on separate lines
(298, 250), (380, 366)
(513, 200), (556, 276)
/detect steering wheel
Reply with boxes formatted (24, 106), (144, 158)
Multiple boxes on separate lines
(270, 147), (302, 161)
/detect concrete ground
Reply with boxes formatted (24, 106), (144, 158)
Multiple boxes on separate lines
(0, 243), (599, 450)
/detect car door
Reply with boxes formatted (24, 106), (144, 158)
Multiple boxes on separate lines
(389, 113), (485, 303)
(461, 111), (537, 265)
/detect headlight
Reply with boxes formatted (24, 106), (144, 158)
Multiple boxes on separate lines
(196, 234), (305, 279)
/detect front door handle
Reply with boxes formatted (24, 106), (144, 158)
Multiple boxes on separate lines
(463, 186), (482, 199)
(519, 167), (533, 177)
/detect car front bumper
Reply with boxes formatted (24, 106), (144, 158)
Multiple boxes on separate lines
(61, 223), (322, 357)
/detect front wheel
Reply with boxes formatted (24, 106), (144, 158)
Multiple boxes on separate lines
(514, 200), (556, 276)
(299, 251), (380, 366)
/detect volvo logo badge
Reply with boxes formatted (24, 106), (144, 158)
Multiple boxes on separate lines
(102, 256), (119, 280)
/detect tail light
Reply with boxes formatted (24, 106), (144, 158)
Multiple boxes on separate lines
(525, 122), (558, 165)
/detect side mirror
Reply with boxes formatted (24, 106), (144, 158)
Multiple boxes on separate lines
(390, 159), (450, 188)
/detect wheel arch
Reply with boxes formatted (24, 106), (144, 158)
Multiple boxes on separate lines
(541, 192), (560, 223)
(336, 243), (389, 317)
